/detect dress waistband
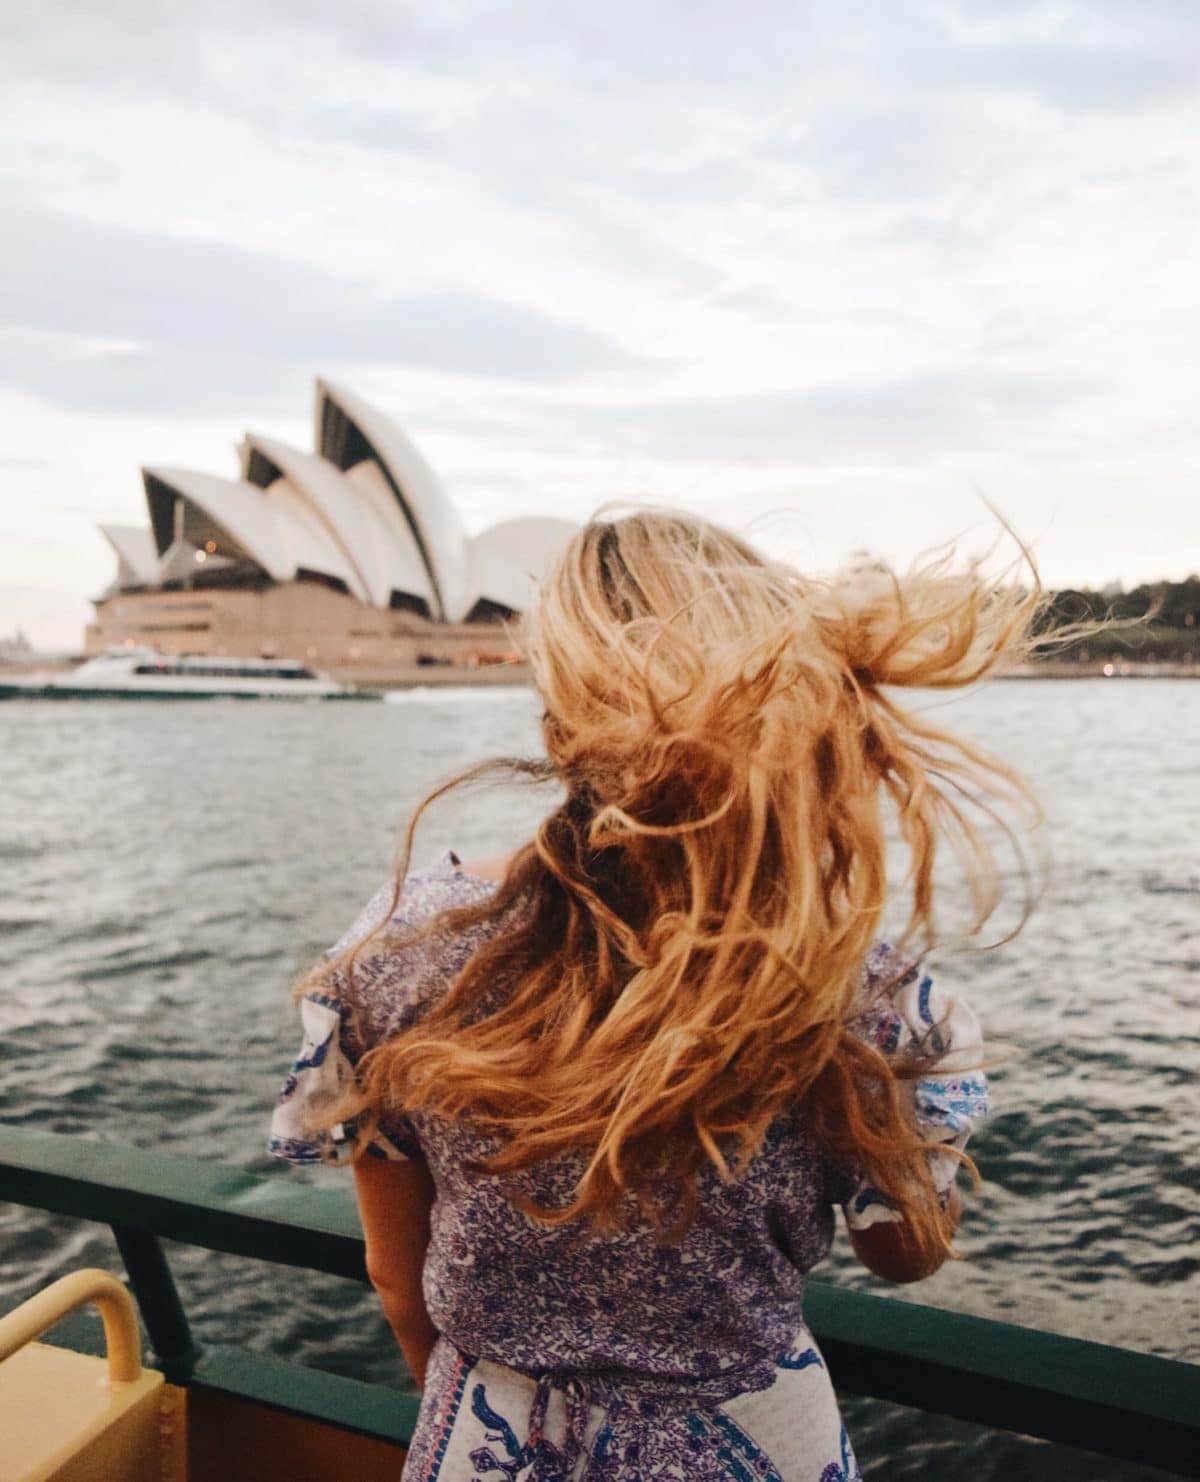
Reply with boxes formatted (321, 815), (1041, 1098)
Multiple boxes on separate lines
(527, 1371), (595, 1480)
(451, 1343), (789, 1480)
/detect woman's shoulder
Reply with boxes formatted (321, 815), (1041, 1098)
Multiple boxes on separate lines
(318, 850), (506, 1044)
(326, 850), (499, 954)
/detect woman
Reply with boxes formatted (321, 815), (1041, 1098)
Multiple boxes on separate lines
(269, 510), (1043, 1480)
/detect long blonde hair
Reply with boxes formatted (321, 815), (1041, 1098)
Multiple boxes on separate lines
(304, 509), (1061, 1258)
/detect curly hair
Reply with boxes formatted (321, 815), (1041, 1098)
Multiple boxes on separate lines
(299, 507), (1063, 1261)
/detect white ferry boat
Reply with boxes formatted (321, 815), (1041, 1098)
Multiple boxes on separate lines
(0, 647), (372, 701)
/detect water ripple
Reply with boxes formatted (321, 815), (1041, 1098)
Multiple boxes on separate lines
(1, 683), (1197, 1480)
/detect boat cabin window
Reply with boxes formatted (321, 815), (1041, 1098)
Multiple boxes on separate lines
(132, 663), (318, 680)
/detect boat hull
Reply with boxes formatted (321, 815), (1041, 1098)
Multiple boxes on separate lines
(0, 683), (375, 701)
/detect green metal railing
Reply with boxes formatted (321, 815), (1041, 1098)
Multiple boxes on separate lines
(1, 1129), (1197, 1476)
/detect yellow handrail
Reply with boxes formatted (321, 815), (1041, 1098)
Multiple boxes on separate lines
(0, 1270), (142, 1385)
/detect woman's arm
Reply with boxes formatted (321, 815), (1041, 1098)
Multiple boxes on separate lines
(353, 1156), (439, 1388)
(842, 947), (988, 1285)
(848, 1185), (962, 1284)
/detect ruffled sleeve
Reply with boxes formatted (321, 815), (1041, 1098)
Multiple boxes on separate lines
(267, 883), (424, 1166)
(840, 942), (991, 1231)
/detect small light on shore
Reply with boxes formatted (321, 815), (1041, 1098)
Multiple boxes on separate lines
(1103, 663), (1115, 677)
(194, 549), (207, 564)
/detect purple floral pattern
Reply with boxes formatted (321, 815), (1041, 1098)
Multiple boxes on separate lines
(270, 853), (986, 1479)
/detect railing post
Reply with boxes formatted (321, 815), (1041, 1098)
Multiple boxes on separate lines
(111, 1224), (199, 1383)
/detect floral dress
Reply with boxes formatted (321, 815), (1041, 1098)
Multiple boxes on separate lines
(269, 852), (990, 1481)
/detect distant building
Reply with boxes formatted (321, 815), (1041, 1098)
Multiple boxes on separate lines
(0, 628), (35, 664)
(88, 379), (575, 679)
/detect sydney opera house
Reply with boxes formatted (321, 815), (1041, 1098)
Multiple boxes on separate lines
(87, 379), (575, 681)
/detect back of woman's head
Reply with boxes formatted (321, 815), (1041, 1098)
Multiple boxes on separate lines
(527, 507), (1041, 954)
(320, 506), (1050, 1254)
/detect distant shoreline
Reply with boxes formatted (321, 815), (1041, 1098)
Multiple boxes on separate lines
(329, 661), (1200, 687)
(1000, 662), (1199, 680)
(310, 660), (1200, 687)
(2, 659), (1197, 689)
(369, 663), (1200, 687)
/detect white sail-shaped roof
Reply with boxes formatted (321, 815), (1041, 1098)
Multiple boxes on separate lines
(466, 517), (576, 616)
(142, 467), (352, 592)
(315, 380), (468, 621)
(100, 380), (580, 629)
(264, 480), (366, 598)
(339, 458), (438, 614)
(143, 468), (290, 578)
(241, 434), (434, 613)
(99, 524), (159, 589)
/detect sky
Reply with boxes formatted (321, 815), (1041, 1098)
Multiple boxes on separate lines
(2, 1), (1198, 650)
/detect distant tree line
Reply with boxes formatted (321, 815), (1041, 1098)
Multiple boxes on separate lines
(1035, 575), (1200, 664)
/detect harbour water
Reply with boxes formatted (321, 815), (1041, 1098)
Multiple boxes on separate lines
(1, 681), (1196, 1479)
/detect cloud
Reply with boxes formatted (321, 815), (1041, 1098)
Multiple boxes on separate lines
(7, 1), (1198, 121)
(0, 204), (648, 413)
(553, 365), (1110, 464)
(0, 330), (309, 418)
(775, 103), (970, 206)
(0, 0), (1196, 611)
(0, 1), (821, 96)
(905, 36), (1200, 113)
(287, 82), (744, 298)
